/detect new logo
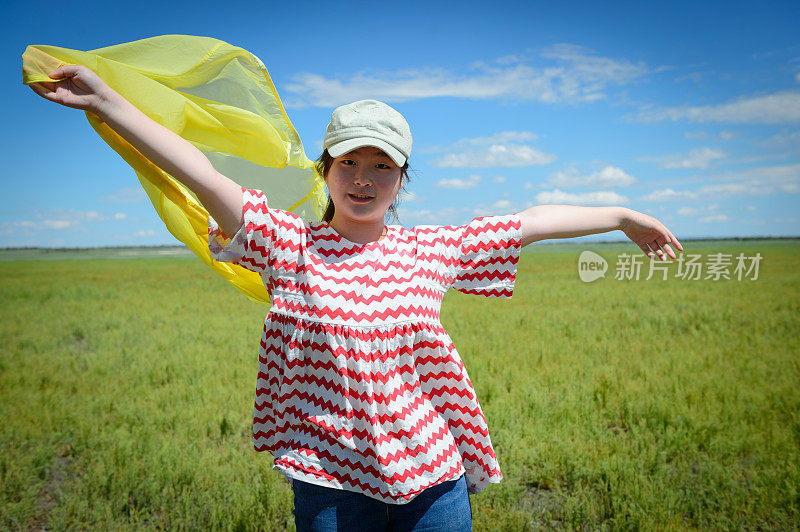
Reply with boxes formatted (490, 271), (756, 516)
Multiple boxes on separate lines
(578, 250), (608, 282)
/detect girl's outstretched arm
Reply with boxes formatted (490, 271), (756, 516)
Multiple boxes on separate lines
(29, 65), (243, 237)
(519, 205), (683, 261)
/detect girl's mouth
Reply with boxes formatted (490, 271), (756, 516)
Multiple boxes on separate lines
(348, 193), (374, 203)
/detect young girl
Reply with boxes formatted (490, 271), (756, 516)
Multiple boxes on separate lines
(30, 62), (681, 531)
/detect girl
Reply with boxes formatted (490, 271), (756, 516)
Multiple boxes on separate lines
(30, 62), (681, 531)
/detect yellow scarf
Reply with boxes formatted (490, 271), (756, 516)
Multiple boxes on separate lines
(22, 35), (325, 302)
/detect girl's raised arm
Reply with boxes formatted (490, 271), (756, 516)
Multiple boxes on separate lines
(519, 205), (683, 260)
(29, 64), (243, 237)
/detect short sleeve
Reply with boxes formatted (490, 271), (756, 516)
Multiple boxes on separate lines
(208, 187), (304, 275)
(448, 213), (522, 298)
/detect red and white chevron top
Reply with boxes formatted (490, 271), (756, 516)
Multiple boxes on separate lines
(209, 188), (522, 504)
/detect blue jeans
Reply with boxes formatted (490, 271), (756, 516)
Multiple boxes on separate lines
(292, 474), (472, 531)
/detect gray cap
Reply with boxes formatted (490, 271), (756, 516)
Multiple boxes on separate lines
(323, 100), (412, 167)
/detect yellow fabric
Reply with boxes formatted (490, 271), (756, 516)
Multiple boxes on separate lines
(22, 35), (325, 303)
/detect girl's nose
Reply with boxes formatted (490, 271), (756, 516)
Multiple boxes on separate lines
(354, 169), (373, 186)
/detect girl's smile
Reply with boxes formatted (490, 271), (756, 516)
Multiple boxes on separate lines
(347, 193), (374, 203)
(325, 146), (402, 242)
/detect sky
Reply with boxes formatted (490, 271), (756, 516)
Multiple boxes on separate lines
(2, 0), (799, 247)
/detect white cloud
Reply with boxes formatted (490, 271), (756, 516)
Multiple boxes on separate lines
(135, 230), (156, 237)
(0, 221), (56, 235)
(436, 174), (481, 190)
(535, 189), (628, 205)
(100, 187), (147, 203)
(697, 164), (800, 196)
(425, 131), (539, 149)
(774, 217), (797, 223)
(472, 200), (514, 216)
(642, 164), (800, 202)
(674, 70), (712, 84)
(746, 205), (757, 211)
(472, 199), (535, 217)
(548, 165), (636, 188)
(641, 147), (726, 169)
(114, 213), (127, 220)
(758, 129), (800, 149)
(473, 199), (514, 216)
(0, 209), (110, 235)
(428, 131), (555, 168)
(432, 131), (539, 153)
(432, 145), (555, 168)
(731, 163), (800, 181)
(683, 130), (739, 140)
(698, 214), (729, 223)
(492, 176), (507, 183)
(284, 44), (650, 107)
(635, 90), (800, 124)
(698, 183), (750, 195)
(79, 211), (105, 222)
(640, 188), (698, 202)
(42, 220), (72, 229)
(683, 131), (707, 139)
(0, 222), (29, 235)
(676, 204), (725, 222)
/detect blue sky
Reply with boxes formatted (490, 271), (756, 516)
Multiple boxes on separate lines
(2, 0), (799, 247)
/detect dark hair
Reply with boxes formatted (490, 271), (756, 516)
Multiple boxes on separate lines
(315, 149), (411, 223)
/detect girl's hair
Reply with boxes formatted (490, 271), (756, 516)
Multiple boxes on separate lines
(315, 149), (411, 223)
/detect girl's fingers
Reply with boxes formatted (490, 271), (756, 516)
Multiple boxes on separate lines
(49, 64), (80, 79)
(48, 67), (66, 79)
(628, 218), (682, 260)
(29, 82), (56, 100)
(668, 230), (683, 251)
(638, 237), (665, 261)
(648, 241), (666, 261)
(654, 233), (676, 259)
(36, 80), (57, 92)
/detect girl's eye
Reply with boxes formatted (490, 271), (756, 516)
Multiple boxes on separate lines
(341, 159), (356, 165)
(376, 163), (390, 169)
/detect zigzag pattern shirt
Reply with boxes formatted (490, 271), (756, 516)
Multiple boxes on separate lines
(209, 188), (523, 504)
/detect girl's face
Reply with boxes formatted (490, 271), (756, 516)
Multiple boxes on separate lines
(325, 146), (402, 226)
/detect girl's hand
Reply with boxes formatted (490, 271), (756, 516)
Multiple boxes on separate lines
(28, 64), (113, 115)
(620, 209), (683, 261)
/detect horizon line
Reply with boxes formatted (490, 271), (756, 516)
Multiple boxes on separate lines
(2, 235), (799, 252)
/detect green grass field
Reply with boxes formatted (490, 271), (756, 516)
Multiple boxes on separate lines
(1, 240), (798, 530)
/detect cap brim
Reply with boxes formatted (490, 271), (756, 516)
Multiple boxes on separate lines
(327, 138), (406, 167)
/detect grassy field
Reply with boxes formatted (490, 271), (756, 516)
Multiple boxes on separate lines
(1, 240), (798, 530)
